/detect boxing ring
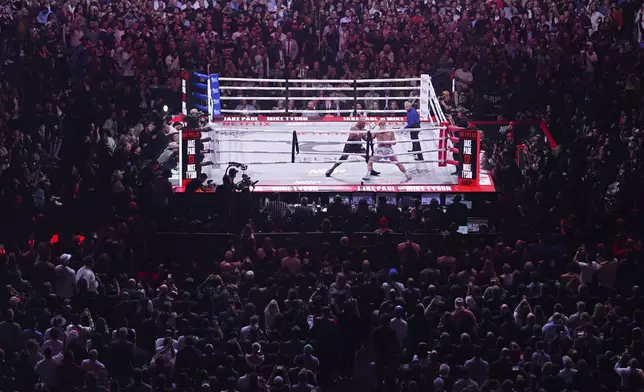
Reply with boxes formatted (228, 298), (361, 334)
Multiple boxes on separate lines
(175, 73), (496, 193)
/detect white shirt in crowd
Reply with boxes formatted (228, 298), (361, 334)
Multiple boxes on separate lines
(35, 357), (59, 387)
(41, 338), (64, 356)
(76, 265), (98, 292)
(121, 50), (134, 76)
(578, 261), (599, 283)
(582, 50), (598, 72)
(390, 316), (408, 347)
(114, 28), (125, 43)
(454, 68), (473, 91)
(80, 358), (106, 373)
(55, 265), (76, 298)
(590, 11), (603, 32)
(44, 326), (68, 342)
(165, 54), (180, 72)
(155, 337), (179, 353)
(70, 28), (84, 48)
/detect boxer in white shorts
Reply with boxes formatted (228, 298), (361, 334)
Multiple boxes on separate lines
(363, 120), (411, 181)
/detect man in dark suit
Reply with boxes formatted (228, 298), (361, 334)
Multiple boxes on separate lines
(108, 327), (136, 386)
(175, 337), (201, 374)
(319, 99), (342, 116)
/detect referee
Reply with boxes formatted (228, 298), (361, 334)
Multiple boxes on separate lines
(404, 101), (423, 161)
(263, 193), (290, 218)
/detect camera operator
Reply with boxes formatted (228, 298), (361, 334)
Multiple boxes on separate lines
(216, 169), (237, 196)
(185, 173), (208, 193)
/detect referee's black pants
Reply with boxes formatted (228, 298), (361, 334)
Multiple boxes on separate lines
(409, 123), (422, 160)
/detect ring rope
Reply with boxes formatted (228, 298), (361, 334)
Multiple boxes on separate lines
(360, 110), (408, 114)
(221, 97), (287, 101)
(297, 151), (367, 156)
(219, 148), (449, 157)
(232, 159), (445, 165)
(221, 109), (287, 114)
(355, 78), (420, 83)
(220, 86), (419, 92)
(211, 127), (444, 135)
(211, 127), (445, 134)
(219, 77), (287, 83)
(371, 149), (442, 157)
(289, 87), (357, 91)
(297, 140), (366, 145)
(297, 109), (356, 113)
(287, 79), (356, 84)
(292, 148), (444, 157)
(372, 137), (446, 143)
(220, 96), (416, 101)
(220, 86), (286, 91)
(220, 109), (358, 114)
(355, 86), (420, 91)
(217, 77), (421, 84)
(218, 109), (414, 114)
(217, 138), (293, 143)
(220, 150), (292, 154)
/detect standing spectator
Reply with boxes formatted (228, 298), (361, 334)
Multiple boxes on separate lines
(108, 328), (135, 386)
(0, 309), (21, 354)
(76, 257), (98, 293)
(34, 347), (59, 389)
(390, 306), (408, 349)
(55, 254), (76, 299)
(464, 346), (490, 386)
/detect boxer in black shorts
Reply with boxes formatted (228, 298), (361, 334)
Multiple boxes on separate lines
(325, 119), (380, 177)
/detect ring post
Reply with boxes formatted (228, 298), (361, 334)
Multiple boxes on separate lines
(291, 131), (297, 163)
(285, 77), (290, 114)
(353, 78), (358, 115)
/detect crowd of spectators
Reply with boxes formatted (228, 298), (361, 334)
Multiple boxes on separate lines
(1, 0), (644, 390)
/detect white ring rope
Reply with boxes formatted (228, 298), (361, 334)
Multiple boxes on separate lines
(286, 148), (444, 157)
(217, 138), (292, 143)
(218, 77), (420, 84)
(371, 149), (441, 157)
(355, 78), (420, 83)
(210, 127), (444, 135)
(356, 86), (420, 91)
(293, 147), (443, 157)
(220, 86), (286, 91)
(298, 151), (366, 156)
(210, 127), (445, 135)
(220, 109), (358, 114)
(298, 140), (366, 145)
(220, 150), (292, 154)
(221, 97), (285, 101)
(230, 159), (444, 165)
(289, 87), (356, 91)
(372, 137), (446, 143)
(288, 109), (356, 113)
(216, 137), (446, 146)
(219, 77), (287, 83)
(220, 96), (417, 101)
(221, 86), (419, 92)
(219, 148), (444, 157)
(221, 109), (287, 113)
(219, 109), (412, 114)
(362, 110), (408, 113)
(287, 79), (354, 84)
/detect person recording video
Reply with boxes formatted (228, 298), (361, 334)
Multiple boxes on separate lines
(185, 173), (208, 193)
